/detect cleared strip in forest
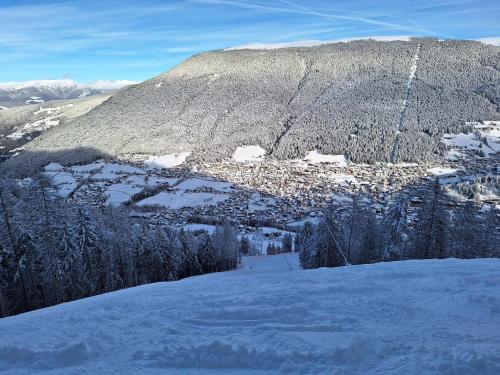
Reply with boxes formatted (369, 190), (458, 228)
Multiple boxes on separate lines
(269, 58), (311, 155)
(390, 43), (422, 163)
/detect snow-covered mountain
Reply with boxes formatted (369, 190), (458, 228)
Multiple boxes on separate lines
(0, 79), (136, 107)
(0, 256), (499, 374)
(6, 37), (497, 174)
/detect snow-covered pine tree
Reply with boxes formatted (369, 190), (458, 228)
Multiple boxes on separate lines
(298, 222), (318, 269)
(197, 233), (216, 274)
(383, 195), (411, 261)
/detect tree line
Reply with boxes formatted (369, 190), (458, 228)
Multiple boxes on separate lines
(297, 180), (500, 269)
(0, 176), (241, 318)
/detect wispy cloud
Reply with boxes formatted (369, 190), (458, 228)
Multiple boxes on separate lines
(0, 0), (498, 82)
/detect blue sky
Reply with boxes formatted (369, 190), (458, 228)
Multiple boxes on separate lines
(0, 0), (499, 83)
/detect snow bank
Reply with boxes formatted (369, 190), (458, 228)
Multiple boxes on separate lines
(304, 150), (347, 166)
(144, 152), (190, 169)
(0, 259), (499, 374)
(232, 145), (266, 163)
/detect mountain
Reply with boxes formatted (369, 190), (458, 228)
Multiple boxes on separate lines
(0, 79), (135, 107)
(4, 38), (500, 172)
(0, 256), (499, 374)
(0, 94), (111, 164)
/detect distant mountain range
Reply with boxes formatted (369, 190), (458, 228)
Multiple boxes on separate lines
(2, 38), (499, 173)
(0, 79), (136, 107)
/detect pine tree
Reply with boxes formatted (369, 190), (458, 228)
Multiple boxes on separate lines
(316, 208), (348, 267)
(383, 195), (410, 261)
(282, 233), (293, 253)
(197, 234), (216, 274)
(298, 222), (318, 269)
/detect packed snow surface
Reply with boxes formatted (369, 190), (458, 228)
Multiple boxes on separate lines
(1, 258), (499, 374)
(232, 145), (266, 163)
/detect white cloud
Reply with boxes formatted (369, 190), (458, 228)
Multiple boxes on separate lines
(477, 37), (500, 46)
(0, 79), (137, 90)
(227, 35), (412, 50)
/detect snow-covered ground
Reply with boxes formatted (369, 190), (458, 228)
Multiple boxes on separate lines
(137, 190), (229, 209)
(427, 167), (459, 176)
(303, 150), (347, 166)
(1, 257), (499, 375)
(232, 145), (267, 163)
(144, 152), (190, 169)
(441, 121), (500, 158)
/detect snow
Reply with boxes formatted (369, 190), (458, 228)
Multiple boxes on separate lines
(329, 173), (358, 184)
(331, 193), (353, 203)
(441, 123), (500, 157)
(70, 161), (106, 174)
(6, 131), (24, 140)
(232, 145), (267, 163)
(34, 106), (61, 115)
(92, 163), (146, 180)
(182, 223), (218, 234)
(43, 162), (64, 172)
(1, 258), (499, 374)
(286, 217), (321, 228)
(241, 252), (300, 272)
(227, 36), (411, 50)
(137, 191), (229, 209)
(446, 149), (464, 161)
(144, 152), (190, 169)
(0, 79), (136, 90)
(247, 192), (277, 211)
(104, 183), (144, 206)
(176, 177), (234, 192)
(477, 37), (500, 46)
(84, 80), (137, 90)
(442, 132), (482, 148)
(43, 171), (79, 198)
(427, 167), (459, 176)
(304, 150), (347, 166)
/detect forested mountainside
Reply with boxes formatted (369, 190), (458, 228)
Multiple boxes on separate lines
(0, 95), (110, 164)
(5, 38), (497, 172)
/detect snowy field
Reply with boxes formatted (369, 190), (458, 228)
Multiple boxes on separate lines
(442, 121), (500, 159)
(1, 257), (499, 374)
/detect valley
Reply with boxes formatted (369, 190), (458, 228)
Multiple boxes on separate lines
(19, 119), (498, 252)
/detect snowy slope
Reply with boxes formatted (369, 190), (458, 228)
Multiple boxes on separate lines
(1, 257), (500, 374)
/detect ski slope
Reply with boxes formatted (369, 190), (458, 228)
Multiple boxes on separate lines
(1, 256), (500, 374)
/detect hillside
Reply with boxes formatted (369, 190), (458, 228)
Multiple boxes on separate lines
(0, 94), (111, 163)
(5, 38), (498, 172)
(0, 80), (134, 108)
(0, 257), (499, 374)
